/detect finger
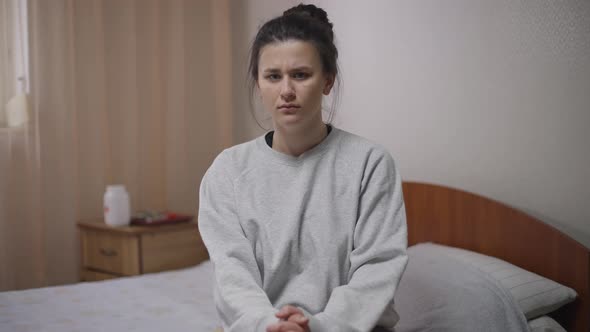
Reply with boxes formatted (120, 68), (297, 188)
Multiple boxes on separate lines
(287, 313), (309, 326)
(266, 322), (285, 332)
(279, 321), (305, 332)
(275, 305), (304, 319)
(266, 321), (304, 332)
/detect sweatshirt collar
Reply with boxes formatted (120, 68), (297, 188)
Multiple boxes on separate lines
(256, 124), (340, 167)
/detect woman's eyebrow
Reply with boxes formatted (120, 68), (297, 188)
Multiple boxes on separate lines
(289, 66), (312, 72)
(262, 68), (281, 74)
(262, 66), (313, 74)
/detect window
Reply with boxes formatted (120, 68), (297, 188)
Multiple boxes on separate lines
(1, 0), (29, 128)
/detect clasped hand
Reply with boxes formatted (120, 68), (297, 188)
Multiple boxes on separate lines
(266, 305), (311, 332)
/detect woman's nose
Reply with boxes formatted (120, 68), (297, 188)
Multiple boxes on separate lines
(280, 78), (295, 101)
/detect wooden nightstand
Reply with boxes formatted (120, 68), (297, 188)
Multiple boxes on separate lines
(77, 219), (209, 281)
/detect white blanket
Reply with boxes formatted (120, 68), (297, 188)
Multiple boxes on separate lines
(0, 262), (219, 332)
(1, 245), (531, 332)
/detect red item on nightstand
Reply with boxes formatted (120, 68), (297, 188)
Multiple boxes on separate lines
(130, 213), (192, 226)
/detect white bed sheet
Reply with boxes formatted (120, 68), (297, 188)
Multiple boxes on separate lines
(0, 261), (220, 332)
(1, 245), (534, 332)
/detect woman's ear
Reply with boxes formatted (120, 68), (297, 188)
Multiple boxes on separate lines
(323, 75), (335, 95)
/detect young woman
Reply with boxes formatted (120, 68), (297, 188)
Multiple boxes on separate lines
(198, 4), (408, 332)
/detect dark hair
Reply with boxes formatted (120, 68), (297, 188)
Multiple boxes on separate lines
(247, 4), (341, 129)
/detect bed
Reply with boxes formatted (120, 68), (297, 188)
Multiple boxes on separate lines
(402, 182), (588, 332)
(1, 182), (588, 331)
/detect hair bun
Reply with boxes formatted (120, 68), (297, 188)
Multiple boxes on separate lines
(283, 4), (333, 30)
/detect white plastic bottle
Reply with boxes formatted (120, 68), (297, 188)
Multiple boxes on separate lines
(103, 185), (131, 227)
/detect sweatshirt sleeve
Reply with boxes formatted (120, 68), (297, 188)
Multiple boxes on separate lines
(308, 149), (409, 332)
(198, 151), (278, 332)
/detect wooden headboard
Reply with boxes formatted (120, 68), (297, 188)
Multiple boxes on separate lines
(402, 181), (589, 332)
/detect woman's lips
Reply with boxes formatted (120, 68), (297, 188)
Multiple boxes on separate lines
(278, 105), (300, 113)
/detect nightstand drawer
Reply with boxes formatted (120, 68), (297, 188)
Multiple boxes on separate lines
(78, 220), (208, 282)
(142, 228), (205, 273)
(81, 230), (140, 275)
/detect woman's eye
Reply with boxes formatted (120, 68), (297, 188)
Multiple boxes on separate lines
(266, 74), (281, 81)
(293, 72), (309, 80)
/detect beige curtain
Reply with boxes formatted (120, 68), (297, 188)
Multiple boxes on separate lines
(0, 0), (232, 291)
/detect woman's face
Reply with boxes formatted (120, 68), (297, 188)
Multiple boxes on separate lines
(257, 40), (334, 133)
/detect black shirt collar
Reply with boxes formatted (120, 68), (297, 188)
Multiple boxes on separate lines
(265, 124), (333, 147)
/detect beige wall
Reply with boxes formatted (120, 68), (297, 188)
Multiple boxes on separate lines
(230, 1), (590, 246)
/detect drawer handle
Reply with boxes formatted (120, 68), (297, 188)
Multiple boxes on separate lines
(99, 248), (118, 257)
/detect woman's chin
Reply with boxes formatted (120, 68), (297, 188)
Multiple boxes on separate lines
(275, 117), (310, 133)
(276, 113), (304, 125)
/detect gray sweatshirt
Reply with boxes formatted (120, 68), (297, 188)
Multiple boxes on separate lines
(198, 125), (408, 332)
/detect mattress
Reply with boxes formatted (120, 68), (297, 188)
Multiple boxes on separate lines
(0, 261), (220, 332)
(1, 245), (531, 332)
